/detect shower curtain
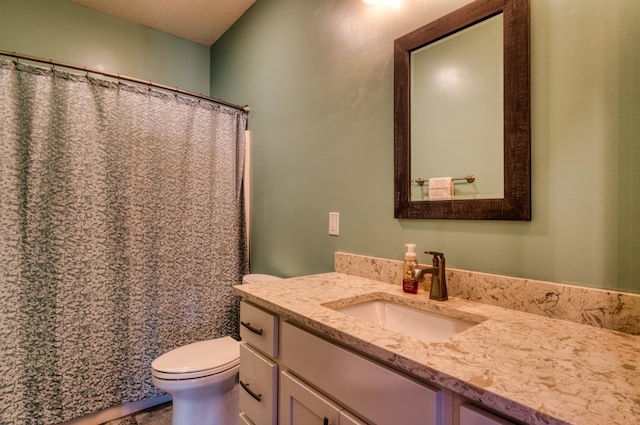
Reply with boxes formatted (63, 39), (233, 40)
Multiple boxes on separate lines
(0, 59), (249, 424)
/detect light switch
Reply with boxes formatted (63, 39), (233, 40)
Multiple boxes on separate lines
(329, 212), (339, 236)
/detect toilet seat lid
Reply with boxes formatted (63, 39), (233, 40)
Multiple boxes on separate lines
(152, 336), (239, 379)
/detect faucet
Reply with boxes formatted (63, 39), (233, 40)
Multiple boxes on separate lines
(412, 251), (448, 301)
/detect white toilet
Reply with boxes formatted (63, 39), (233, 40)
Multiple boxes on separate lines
(151, 273), (282, 425)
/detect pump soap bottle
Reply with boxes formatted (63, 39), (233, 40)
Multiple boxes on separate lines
(402, 244), (419, 294)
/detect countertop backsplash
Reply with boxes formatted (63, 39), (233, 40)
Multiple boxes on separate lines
(334, 252), (640, 335)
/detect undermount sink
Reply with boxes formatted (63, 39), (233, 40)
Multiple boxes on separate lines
(334, 299), (477, 343)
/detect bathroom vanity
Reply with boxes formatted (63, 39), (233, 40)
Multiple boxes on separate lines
(238, 299), (449, 425)
(234, 272), (639, 425)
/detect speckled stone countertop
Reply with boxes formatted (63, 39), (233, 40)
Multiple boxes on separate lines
(234, 272), (640, 425)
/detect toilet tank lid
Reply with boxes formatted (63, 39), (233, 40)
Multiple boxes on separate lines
(152, 336), (239, 374)
(243, 273), (283, 284)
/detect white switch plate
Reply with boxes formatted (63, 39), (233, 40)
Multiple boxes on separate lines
(329, 212), (339, 236)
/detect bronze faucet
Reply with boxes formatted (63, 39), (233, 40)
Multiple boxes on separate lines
(412, 251), (448, 301)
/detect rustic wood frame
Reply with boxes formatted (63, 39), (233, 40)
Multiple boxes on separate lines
(394, 0), (530, 220)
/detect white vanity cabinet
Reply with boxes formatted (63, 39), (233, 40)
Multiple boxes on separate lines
(281, 321), (451, 425)
(239, 299), (514, 425)
(239, 302), (280, 425)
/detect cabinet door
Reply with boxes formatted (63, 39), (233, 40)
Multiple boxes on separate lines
(280, 371), (342, 425)
(459, 404), (516, 425)
(240, 343), (278, 425)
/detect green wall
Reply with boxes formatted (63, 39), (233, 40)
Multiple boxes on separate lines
(210, 0), (640, 293)
(1, 0), (210, 94)
(2, 0), (638, 294)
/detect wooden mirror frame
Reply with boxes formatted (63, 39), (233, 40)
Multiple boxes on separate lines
(394, 0), (530, 220)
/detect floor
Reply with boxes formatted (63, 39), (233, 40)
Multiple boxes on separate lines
(101, 402), (172, 425)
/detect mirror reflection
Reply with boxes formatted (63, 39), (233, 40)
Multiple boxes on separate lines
(411, 14), (504, 201)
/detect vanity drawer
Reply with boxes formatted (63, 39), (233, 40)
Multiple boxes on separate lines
(240, 301), (279, 357)
(281, 321), (446, 425)
(239, 342), (278, 425)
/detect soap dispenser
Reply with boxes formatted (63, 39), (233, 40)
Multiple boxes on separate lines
(402, 244), (419, 294)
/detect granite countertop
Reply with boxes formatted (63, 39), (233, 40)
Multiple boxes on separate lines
(234, 272), (640, 425)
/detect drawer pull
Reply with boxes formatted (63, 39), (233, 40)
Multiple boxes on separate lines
(240, 380), (262, 402)
(240, 320), (264, 335)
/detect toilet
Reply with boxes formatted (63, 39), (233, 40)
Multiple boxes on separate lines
(151, 273), (282, 425)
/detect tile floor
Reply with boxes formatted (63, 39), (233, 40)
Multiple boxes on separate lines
(101, 402), (172, 425)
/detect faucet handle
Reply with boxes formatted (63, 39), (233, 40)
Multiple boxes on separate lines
(425, 251), (445, 264)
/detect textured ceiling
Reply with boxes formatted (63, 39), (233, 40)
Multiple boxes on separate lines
(70, 0), (256, 46)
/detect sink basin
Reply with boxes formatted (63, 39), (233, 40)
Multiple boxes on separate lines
(334, 299), (477, 343)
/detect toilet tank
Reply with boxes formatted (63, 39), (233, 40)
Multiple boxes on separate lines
(242, 274), (282, 285)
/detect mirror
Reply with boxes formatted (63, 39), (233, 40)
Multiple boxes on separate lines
(394, 0), (530, 220)
(411, 14), (504, 202)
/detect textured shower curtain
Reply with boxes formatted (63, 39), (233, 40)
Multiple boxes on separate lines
(0, 59), (249, 424)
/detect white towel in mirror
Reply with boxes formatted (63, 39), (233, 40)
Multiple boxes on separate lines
(428, 177), (454, 200)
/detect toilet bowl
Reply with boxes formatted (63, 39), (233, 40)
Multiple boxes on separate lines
(151, 337), (240, 425)
(151, 274), (281, 425)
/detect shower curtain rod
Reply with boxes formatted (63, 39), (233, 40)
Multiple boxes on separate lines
(0, 50), (250, 113)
